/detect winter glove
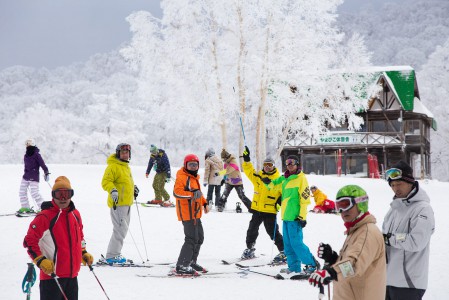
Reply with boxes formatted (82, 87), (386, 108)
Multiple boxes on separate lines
(220, 179), (225, 186)
(203, 183), (207, 187)
(261, 177), (271, 185)
(242, 146), (251, 162)
(110, 188), (119, 209)
(165, 174), (171, 183)
(192, 189), (202, 200)
(296, 217), (307, 228)
(145, 173), (149, 178)
(317, 243), (339, 265)
(308, 266), (337, 287)
(383, 233), (392, 246)
(44, 173), (50, 182)
(81, 250), (94, 266)
(134, 185), (139, 198)
(34, 255), (54, 275)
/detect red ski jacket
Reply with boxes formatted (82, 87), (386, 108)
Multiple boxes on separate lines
(23, 200), (85, 280)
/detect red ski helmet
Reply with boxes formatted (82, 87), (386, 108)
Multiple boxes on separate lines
(184, 154), (199, 168)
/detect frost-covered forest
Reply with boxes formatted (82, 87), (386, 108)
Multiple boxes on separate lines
(1, 0), (448, 180)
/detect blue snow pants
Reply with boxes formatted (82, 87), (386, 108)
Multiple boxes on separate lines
(283, 220), (315, 273)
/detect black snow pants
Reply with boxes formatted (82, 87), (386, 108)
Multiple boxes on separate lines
(246, 211), (283, 251)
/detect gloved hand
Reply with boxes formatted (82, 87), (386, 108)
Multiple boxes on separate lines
(261, 177), (271, 184)
(110, 188), (119, 208)
(383, 233), (392, 246)
(308, 267), (337, 287)
(317, 243), (339, 265)
(203, 183), (207, 187)
(34, 255), (54, 275)
(134, 185), (139, 198)
(296, 217), (307, 228)
(145, 173), (149, 178)
(220, 179), (225, 186)
(82, 251), (94, 266)
(44, 173), (50, 182)
(165, 174), (171, 183)
(192, 189), (202, 200)
(242, 146), (250, 162)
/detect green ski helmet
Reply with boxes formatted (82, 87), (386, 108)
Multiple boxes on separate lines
(336, 185), (369, 213)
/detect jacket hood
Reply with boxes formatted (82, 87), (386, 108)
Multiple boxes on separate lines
(107, 153), (129, 166)
(25, 146), (39, 157)
(391, 181), (430, 209)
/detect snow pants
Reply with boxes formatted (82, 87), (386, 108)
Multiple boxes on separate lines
(386, 286), (426, 300)
(177, 219), (204, 267)
(19, 178), (44, 209)
(283, 220), (315, 273)
(40, 277), (78, 300)
(246, 211), (283, 251)
(206, 184), (221, 205)
(106, 206), (131, 259)
(218, 184), (252, 211)
(153, 172), (170, 201)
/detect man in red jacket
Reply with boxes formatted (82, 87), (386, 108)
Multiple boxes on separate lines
(23, 176), (93, 300)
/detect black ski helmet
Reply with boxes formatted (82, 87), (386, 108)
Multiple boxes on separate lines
(116, 143), (131, 161)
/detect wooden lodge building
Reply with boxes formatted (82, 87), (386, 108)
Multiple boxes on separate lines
(281, 66), (436, 179)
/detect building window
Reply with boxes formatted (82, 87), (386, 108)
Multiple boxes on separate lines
(405, 120), (420, 135)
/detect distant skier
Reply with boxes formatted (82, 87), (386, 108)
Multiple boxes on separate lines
(310, 185), (336, 213)
(203, 148), (224, 206)
(18, 138), (50, 215)
(173, 154), (210, 276)
(101, 143), (138, 264)
(215, 148), (252, 212)
(241, 146), (285, 264)
(23, 176), (93, 300)
(145, 144), (173, 207)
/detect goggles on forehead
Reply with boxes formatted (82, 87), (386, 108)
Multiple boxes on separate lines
(385, 168), (402, 180)
(285, 159), (298, 166)
(52, 189), (74, 200)
(263, 162), (274, 168)
(335, 195), (368, 213)
(186, 161), (199, 168)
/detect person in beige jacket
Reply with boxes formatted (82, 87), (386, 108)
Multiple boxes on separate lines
(309, 185), (386, 300)
(203, 148), (224, 206)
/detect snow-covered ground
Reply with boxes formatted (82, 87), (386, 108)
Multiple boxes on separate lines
(0, 164), (446, 299)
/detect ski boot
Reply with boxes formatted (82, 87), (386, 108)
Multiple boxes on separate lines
(147, 199), (162, 205)
(174, 265), (199, 277)
(241, 248), (256, 260)
(105, 255), (127, 265)
(190, 261), (208, 273)
(235, 202), (242, 213)
(303, 256), (320, 274)
(271, 251), (287, 265)
(160, 200), (174, 207)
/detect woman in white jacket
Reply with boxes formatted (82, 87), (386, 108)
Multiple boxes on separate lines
(203, 148), (224, 206)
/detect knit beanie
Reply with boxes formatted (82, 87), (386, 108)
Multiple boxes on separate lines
(150, 144), (158, 154)
(263, 157), (275, 165)
(25, 139), (35, 147)
(387, 161), (415, 185)
(205, 148), (215, 158)
(53, 176), (72, 191)
(221, 148), (231, 160)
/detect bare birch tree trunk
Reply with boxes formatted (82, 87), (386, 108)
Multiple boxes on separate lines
(211, 38), (227, 148)
(236, 4), (247, 164)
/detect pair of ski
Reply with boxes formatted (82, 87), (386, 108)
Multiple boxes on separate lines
(94, 256), (174, 268)
(137, 269), (246, 278)
(0, 212), (37, 217)
(135, 201), (175, 208)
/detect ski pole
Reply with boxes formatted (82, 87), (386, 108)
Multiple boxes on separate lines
(318, 283), (325, 299)
(22, 263), (36, 300)
(88, 265), (111, 300)
(134, 195), (149, 262)
(51, 273), (68, 300)
(238, 113), (247, 146)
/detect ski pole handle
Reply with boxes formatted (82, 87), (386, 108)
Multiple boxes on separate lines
(26, 263), (34, 282)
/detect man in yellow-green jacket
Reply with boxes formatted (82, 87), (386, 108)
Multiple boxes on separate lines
(101, 143), (138, 264)
(266, 155), (319, 277)
(241, 146), (284, 264)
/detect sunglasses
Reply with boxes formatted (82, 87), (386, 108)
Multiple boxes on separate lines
(285, 159), (298, 166)
(52, 189), (74, 200)
(385, 168), (402, 180)
(263, 162), (274, 168)
(335, 195), (368, 212)
(186, 161), (199, 168)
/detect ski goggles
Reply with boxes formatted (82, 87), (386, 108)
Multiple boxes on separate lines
(186, 161), (199, 168)
(285, 159), (298, 166)
(385, 168), (402, 180)
(263, 162), (274, 168)
(335, 195), (368, 212)
(52, 189), (74, 200)
(119, 144), (131, 153)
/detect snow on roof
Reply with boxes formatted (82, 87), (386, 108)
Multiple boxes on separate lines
(413, 97), (434, 118)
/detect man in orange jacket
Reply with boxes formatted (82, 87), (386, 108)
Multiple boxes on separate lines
(173, 154), (210, 276)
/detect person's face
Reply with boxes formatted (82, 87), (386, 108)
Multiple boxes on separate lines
(186, 161), (199, 171)
(340, 202), (360, 223)
(286, 163), (298, 172)
(263, 162), (274, 173)
(120, 149), (130, 161)
(52, 189), (73, 209)
(390, 180), (413, 198)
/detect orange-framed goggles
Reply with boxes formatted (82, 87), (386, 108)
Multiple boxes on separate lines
(52, 189), (74, 200)
(263, 162), (274, 168)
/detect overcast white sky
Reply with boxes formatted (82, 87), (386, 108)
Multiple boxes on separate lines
(0, 0), (405, 70)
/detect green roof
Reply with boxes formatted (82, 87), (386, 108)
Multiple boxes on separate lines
(384, 69), (415, 111)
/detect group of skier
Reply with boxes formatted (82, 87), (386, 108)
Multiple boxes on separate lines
(19, 139), (435, 300)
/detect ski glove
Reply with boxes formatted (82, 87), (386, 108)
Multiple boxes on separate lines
(383, 233), (392, 246)
(242, 146), (251, 162)
(134, 185), (140, 198)
(44, 173), (50, 182)
(261, 177), (271, 185)
(203, 183), (207, 187)
(34, 255), (54, 275)
(309, 266), (337, 287)
(165, 174), (171, 183)
(192, 189), (202, 200)
(220, 179), (225, 186)
(317, 243), (339, 265)
(296, 217), (307, 228)
(82, 251), (94, 266)
(110, 188), (119, 208)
